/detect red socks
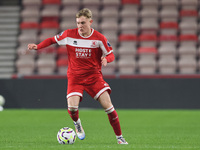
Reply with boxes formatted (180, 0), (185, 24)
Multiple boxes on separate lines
(105, 106), (122, 136)
(68, 105), (122, 136)
(68, 106), (79, 122)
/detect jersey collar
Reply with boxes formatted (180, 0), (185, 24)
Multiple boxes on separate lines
(78, 28), (94, 38)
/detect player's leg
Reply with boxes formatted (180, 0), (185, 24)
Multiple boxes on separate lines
(67, 96), (80, 122)
(98, 91), (128, 144)
(67, 96), (85, 140)
(85, 74), (128, 144)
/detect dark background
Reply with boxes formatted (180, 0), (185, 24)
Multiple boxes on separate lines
(1, 78), (200, 109)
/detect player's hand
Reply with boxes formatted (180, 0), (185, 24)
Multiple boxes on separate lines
(27, 43), (37, 50)
(101, 57), (107, 67)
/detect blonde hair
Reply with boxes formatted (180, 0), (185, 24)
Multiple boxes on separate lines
(76, 8), (92, 19)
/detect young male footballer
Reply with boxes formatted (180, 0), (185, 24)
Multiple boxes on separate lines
(28, 8), (128, 144)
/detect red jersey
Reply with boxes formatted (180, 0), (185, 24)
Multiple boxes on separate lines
(54, 28), (113, 77)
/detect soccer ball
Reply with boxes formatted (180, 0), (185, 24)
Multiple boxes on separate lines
(57, 127), (76, 144)
(0, 95), (5, 111)
(0, 95), (5, 106)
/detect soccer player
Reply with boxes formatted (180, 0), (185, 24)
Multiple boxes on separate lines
(28, 8), (128, 144)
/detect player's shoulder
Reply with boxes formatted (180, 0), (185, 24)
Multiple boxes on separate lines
(93, 29), (104, 37)
(56, 28), (78, 40)
(93, 29), (107, 40)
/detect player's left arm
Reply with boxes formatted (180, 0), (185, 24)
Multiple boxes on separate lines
(99, 35), (115, 66)
(101, 53), (115, 66)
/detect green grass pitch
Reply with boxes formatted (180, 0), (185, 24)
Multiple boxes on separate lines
(0, 109), (200, 150)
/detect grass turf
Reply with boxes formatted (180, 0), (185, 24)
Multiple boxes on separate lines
(0, 109), (200, 150)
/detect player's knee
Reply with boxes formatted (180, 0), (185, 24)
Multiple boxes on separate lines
(67, 96), (80, 106)
(68, 106), (78, 112)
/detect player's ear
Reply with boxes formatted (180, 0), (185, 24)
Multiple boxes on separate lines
(89, 19), (93, 25)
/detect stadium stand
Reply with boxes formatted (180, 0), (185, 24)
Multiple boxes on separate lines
(178, 56), (197, 74)
(160, 22), (179, 35)
(0, 5), (20, 78)
(158, 55), (177, 74)
(118, 58), (136, 75)
(137, 47), (158, 74)
(56, 46), (68, 74)
(160, 5), (179, 22)
(16, 56), (35, 75)
(56, 57), (68, 74)
(118, 34), (137, 58)
(1, 0), (199, 77)
(160, 0), (179, 6)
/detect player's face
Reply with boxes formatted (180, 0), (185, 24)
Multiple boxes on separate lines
(76, 16), (93, 37)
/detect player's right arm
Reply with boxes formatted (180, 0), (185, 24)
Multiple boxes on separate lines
(27, 37), (56, 50)
(28, 43), (37, 50)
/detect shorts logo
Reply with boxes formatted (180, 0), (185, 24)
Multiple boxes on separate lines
(104, 83), (108, 86)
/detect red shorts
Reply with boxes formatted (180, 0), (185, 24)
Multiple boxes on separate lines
(66, 73), (111, 101)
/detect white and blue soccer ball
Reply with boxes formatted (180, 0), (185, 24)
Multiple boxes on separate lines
(0, 95), (5, 111)
(57, 127), (76, 144)
(0, 95), (5, 106)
